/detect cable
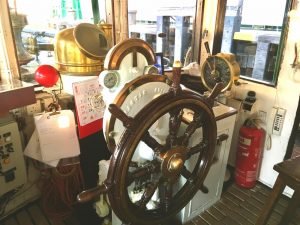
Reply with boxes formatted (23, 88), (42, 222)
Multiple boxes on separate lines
(38, 163), (84, 221)
(0, 185), (24, 218)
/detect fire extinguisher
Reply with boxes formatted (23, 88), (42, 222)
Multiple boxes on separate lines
(235, 125), (266, 188)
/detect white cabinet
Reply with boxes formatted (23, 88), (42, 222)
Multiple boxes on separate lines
(179, 105), (237, 223)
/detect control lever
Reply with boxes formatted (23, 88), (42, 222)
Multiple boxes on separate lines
(204, 41), (211, 56)
(207, 82), (224, 107)
(204, 41), (216, 74)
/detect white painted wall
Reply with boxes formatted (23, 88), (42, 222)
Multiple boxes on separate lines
(203, 4), (300, 195)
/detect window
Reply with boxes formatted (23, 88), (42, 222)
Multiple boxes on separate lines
(3, 0), (104, 83)
(1, 0), (204, 82)
(219, 0), (292, 86)
(127, 0), (199, 69)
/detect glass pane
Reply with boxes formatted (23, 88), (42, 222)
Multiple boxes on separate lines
(7, 0), (99, 83)
(220, 0), (287, 85)
(128, 0), (197, 71)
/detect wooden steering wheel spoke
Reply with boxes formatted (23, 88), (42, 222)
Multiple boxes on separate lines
(108, 104), (135, 129)
(166, 108), (184, 148)
(126, 161), (161, 187)
(187, 140), (208, 159)
(159, 180), (173, 213)
(135, 181), (159, 209)
(180, 166), (193, 181)
(180, 110), (204, 146)
(142, 131), (164, 154)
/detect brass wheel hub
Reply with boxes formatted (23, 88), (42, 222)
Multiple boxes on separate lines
(160, 146), (187, 182)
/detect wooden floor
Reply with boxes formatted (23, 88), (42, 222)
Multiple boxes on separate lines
(1, 182), (300, 225)
(185, 183), (300, 225)
(0, 201), (81, 225)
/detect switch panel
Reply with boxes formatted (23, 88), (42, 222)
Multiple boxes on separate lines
(0, 119), (27, 195)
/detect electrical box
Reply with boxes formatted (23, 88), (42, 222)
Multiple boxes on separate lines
(272, 107), (286, 135)
(0, 117), (27, 196)
(268, 107), (286, 136)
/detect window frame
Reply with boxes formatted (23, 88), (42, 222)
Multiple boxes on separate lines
(211, 0), (295, 87)
(0, 0), (20, 81)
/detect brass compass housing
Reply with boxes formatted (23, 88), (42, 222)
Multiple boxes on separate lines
(201, 53), (240, 92)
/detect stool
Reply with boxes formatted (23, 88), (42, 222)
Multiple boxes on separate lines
(256, 156), (300, 225)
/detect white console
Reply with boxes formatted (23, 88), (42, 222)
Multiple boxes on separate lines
(179, 103), (237, 223)
(0, 116), (27, 196)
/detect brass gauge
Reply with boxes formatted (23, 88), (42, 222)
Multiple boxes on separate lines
(201, 53), (240, 92)
(100, 70), (120, 89)
(143, 65), (159, 75)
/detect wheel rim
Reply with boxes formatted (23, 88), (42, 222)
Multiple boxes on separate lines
(106, 90), (217, 225)
(103, 74), (170, 152)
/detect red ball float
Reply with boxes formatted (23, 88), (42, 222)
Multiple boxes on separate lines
(34, 64), (60, 87)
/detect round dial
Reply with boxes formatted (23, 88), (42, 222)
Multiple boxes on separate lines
(90, 94), (105, 111)
(102, 71), (119, 89)
(201, 53), (240, 92)
(143, 65), (159, 75)
(201, 55), (232, 92)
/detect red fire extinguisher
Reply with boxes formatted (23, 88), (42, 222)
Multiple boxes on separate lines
(235, 126), (266, 188)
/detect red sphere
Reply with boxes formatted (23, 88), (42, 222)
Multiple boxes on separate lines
(34, 65), (60, 87)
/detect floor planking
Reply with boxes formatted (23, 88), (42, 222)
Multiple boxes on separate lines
(1, 182), (299, 225)
(185, 182), (300, 225)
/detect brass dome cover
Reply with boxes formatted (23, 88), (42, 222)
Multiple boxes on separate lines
(74, 23), (109, 60)
(54, 23), (110, 75)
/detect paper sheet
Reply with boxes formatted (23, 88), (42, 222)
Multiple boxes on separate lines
(34, 110), (80, 162)
(24, 129), (59, 167)
(72, 77), (104, 126)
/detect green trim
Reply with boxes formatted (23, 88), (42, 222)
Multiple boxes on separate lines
(61, 0), (66, 18)
(73, 0), (82, 19)
(91, 0), (100, 24)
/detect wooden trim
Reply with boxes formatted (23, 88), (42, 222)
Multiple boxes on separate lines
(215, 107), (237, 121)
(105, 0), (116, 45)
(112, 0), (128, 44)
(291, 0), (298, 10)
(284, 96), (300, 160)
(212, 0), (227, 55)
(193, 0), (205, 63)
(0, 0), (20, 81)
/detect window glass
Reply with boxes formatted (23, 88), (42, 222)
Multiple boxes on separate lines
(128, 0), (197, 70)
(7, 0), (100, 83)
(220, 0), (289, 85)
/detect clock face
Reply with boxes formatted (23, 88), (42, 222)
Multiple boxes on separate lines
(202, 56), (232, 91)
(103, 71), (119, 89)
(90, 94), (105, 111)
